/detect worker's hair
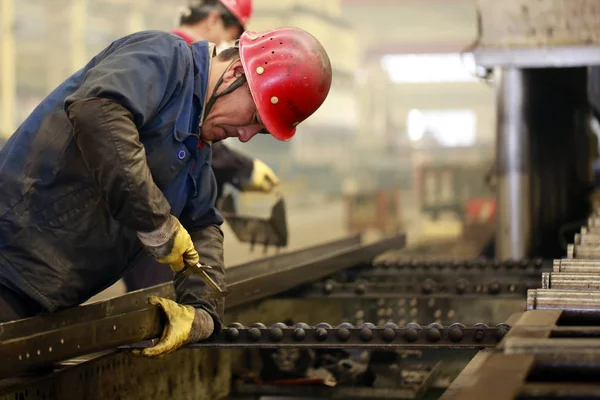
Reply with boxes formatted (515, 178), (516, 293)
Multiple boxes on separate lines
(180, 0), (242, 30)
(217, 46), (240, 61)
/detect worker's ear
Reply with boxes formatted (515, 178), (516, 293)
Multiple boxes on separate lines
(222, 59), (245, 83)
(206, 11), (223, 28)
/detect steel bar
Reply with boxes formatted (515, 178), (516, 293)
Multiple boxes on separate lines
(0, 282), (174, 342)
(581, 226), (600, 235)
(225, 234), (406, 309)
(0, 235), (361, 342)
(225, 234), (361, 283)
(504, 337), (600, 355)
(566, 243), (600, 259)
(553, 258), (600, 273)
(527, 289), (600, 311)
(495, 67), (531, 260)
(0, 307), (163, 378)
(574, 233), (600, 245)
(0, 234), (402, 379)
(124, 322), (510, 350)
(541, 272), (600, 290)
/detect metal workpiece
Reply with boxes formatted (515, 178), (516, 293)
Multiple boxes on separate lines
(0, 307), (164, 380)
(553, 258), (600, 273)
(172, 322), (511, 349)
(495, 67), (531, 260)
(0, 234), (404, 379)
(541, 272), (600, 290)
(566, 243), (600, 260)
(504, 337), (600, 355)
(527, 289), (600, 311)
(225, 233), (406, 309)
(574, 232), (600, 245)
(588, 216), (600, 228)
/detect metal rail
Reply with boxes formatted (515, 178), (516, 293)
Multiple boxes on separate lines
(372, 258), (546, 272)
(124, 322), (510, 350)
(0, 234), (404, 379)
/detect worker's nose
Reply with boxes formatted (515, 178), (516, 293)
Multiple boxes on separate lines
(237, 126), (264, 143)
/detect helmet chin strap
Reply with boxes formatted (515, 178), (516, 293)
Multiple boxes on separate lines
(203, 58), (247, 119)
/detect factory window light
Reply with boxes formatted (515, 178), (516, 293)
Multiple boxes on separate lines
(406, 109), (476, 147)
(380, 53), (479, 83)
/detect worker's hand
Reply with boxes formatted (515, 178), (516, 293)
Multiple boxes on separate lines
(132, 296), (214, 358)
(137, 215), (199, 272)
(244, 159), (280, 193)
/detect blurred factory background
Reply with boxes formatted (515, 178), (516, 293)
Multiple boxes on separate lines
(1, 0), (496, 291)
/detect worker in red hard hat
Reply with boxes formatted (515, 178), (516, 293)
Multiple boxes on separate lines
(122, 0), (278, 293)
(0, 27), (332, 358)
(173, 0), (251, 46)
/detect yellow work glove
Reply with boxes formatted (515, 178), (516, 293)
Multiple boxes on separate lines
(244, 159), (280, 193)
(133, 296), (215, 358)
(137, 215), (199, 272)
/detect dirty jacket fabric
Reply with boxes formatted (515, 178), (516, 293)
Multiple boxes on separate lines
(170, 29), (254, 200)
(0, 30), (226, 330)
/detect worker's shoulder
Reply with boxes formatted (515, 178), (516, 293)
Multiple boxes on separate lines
(111, 30), (189, 55)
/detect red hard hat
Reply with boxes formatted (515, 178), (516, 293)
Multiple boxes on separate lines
(219, 0), (252, 28)
(239, 27), (333, 141)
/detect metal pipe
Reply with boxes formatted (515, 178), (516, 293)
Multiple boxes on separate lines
(541, 272), (600, 290)
(495, 68), (531, 260)
(528, 289), (600, 311)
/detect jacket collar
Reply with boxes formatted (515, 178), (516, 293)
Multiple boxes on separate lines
(189, 40), (216, 136)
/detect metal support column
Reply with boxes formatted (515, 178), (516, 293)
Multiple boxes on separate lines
(495, 68), (531, 260)
(0, 0), (16, 138)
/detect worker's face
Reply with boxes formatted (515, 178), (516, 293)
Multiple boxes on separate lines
(201, 59), (265, 143)
(203, 11), (227, 45)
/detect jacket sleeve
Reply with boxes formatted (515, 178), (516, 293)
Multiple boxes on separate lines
(173, 225), (226, 333)
(63, 32), (189, 232)
(211, 141), (254, 190)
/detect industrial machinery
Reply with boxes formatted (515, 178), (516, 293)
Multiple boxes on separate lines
(0, 228), (549, 400)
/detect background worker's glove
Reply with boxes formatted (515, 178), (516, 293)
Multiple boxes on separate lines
(137, 215), (199, 272)
(133, 296), (214, 358)
(244, 159), (280, 193)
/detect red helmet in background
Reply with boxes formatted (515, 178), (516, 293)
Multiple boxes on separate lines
(239, 27), (333, 141)
(220, 0), (252, 28)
